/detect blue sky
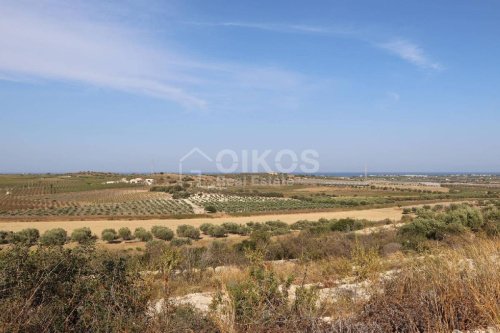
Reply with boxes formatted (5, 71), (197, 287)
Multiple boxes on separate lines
(1, 0), (499, 173)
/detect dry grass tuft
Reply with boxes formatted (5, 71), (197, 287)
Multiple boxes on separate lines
(357, 239), (500, 332)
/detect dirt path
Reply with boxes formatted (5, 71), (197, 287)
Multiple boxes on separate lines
(0, 201), (467, 235)
(184, 199), (206, 214)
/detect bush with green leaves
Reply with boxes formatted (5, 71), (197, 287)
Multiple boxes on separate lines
(0, 244), (152, 331)
(207, 225), (227, 238)
(221, 222), (250, 235)
(330, 218), (364, 232)
(205, 205), (217, 213)
(290, 219), (321, 230)
(40, 228), (67, 246)
(176, 225), (200, 239)
(170, 237), (192, 247)
(199, 223), (214, 235)
(0, 231), (12, 244)
(134, 227), (153, 242)
(12, 228), (40, 246)
(71, 227), (94, 244)
(151, 226), (174, 241)
(101, 229), (118, 243)
(399, 204), (493, 250)
(247, 220), (290, 236)
(172, 191), (190, 199)
(118, 227), (133, 240)
(211, 252), (323, 332)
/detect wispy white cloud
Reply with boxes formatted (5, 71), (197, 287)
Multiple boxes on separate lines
(197, 22), (442, 71)
(197, 21), (356, 36)
(0, 1), (209, 108)
(378, 39), (442, 70)
(0, 1), (321, 111)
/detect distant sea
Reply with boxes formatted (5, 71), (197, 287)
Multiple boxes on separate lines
(304, 172), (500, 177)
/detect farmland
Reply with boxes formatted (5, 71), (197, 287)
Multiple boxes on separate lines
(0, 204), (408, 235)
(1, 173), (499, 220)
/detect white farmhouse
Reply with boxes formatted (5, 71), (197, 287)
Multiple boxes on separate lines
(129, 178), (144, 184)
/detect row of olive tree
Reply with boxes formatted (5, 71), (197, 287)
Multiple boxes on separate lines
(0, 224), (204, 246)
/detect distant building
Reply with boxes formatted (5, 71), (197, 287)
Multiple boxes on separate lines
(129, 178), (144, 184)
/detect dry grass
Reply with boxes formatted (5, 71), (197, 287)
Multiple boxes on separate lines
(356, 238), (500, 332)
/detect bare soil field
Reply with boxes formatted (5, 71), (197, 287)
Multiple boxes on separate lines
(0, 201), (467, 235)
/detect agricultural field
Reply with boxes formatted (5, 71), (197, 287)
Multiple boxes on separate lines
(189, 192), (392, 213)
(1, 173), (499, 220)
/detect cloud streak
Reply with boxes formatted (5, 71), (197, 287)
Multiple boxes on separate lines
(198, 21), (442, 71)
(0, 1), (319, 111)
(379, 39), (442, 70)
(193, 21), (356, 36)
(0, 1), (209, 108)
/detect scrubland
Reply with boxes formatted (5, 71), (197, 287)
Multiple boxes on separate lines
(1, 200), (498, 332)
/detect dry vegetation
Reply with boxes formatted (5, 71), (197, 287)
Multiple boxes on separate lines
(0, 199), (498, 332)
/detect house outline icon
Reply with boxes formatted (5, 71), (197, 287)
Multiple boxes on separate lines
(178, 147), (213, 180)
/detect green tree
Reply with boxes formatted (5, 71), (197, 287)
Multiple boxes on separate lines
(71, 227), (94, 244)
(176, 225), (200, 239)
(208, 225), (227, 238)
(151, 226), (174, 241)
(101, 228), (117, 243)
(118, 227), (133, 240)
(134, 227), (153, 242)
(12, 228), (39, 246)
(40, 228), (67, 246)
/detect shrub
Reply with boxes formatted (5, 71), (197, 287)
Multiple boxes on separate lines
(118, 227), (133, 240)
(207, 225), (227, 238)
(151, 226), (174, 241)
(134, 227), (153, 242)
(172, 191), (190, 199)
(330, 218), (364, 232)
(199, 223), (214, 235)
(211, 252), (325, 332)
(12, 228), (40, 246)
(0, 231), (12, 244)
(101, 228), (118, 243)
(176, 225), (200, 239)
(205, 205), (217, 213)
(71, 227), (94, 244)
(290, 220), (316, 230)
(40, 228), (67, 246)
(153, 304), (219, 332)
(237, 229), (271, 251)
(170, 237), (192, 247)
(221, 222), (239, 233)
(442, 205), (484, 231)
(246, 221), (290, 236)
(0, 244), (151, 331)
(102, 231), (117, 243)
(351, 242), (382, 280)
